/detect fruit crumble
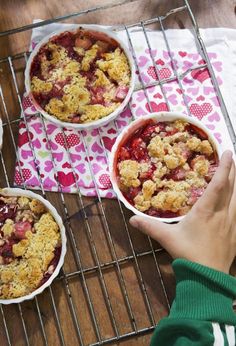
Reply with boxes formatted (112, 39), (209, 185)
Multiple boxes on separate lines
(30, 28), (131, 124)
(116, 119), (218, 218)
(0, 194), (61, 299)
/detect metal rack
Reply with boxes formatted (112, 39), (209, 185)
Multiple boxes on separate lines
(0, 1), (235, 345)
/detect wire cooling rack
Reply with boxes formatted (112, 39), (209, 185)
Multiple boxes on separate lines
(0, 1), (235, 345)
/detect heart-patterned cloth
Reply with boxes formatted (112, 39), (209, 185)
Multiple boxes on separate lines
(14, 24), (235, 197)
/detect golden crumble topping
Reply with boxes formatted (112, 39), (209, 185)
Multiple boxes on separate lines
(142, 180), (156, 200)
(31, 77), (53, 94)
(134, 194), (151, 212)
(151, 190), (188, 212)
(0, 194), (61, 299)
(147, 136), (166, 159)
(192, 156), (210, 176)
(80, 103), (117, 123)
(200, 140), (213, 156)
(118, 160), (141, 188)
(30, 29), (131, 124)
(117, 119), (218, 218)
(97, 48), (130, 85)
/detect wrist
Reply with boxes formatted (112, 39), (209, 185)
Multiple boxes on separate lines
(169, 258), (236, 324)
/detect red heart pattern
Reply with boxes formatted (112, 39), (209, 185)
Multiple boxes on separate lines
(18, 131), (34, 147)
(145, 102), (168, 113)
(178, 51), (187, 57)
(15, 169), (32, 184)
(98, 174), (112, 189)
(57, 171), (77, 186)
(55, 133), (80, 148)
(102, 137), (116, 151)
(191, 68), (210, 83)
(16, 45), (225, 199)
(147, 66), (172, 80)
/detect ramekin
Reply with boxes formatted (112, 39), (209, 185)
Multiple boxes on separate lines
(0, 188), (66, 304)
(25, 24), (135, 129)
(109, 111), (222, 223)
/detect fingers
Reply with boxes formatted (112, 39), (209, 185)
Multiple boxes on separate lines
(196, 150), (233, 211)
(129, 215), (171, 245)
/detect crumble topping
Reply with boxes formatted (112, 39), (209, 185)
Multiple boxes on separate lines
(116, 119), (218, 218)
(0, 194), (61, 299)
(30, 28), (131, 124)
(118, 160), (141, 188)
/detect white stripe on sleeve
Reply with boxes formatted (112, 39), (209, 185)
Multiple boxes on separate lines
(225, 325), (235, 346)
(212, 323), (224, 346)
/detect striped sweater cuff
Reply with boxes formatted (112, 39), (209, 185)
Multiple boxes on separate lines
(169, 259), (236, 324)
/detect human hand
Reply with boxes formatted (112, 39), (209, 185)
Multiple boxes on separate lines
(130, 150), (236, 273)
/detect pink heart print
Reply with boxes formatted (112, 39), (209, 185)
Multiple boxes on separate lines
(31, 123), (43, 134)
(15, 43), (227, 198)
(214, 132), (222, 144)
(75, 163), (86, 174)
(138, 55), (149, 67)
(190, 103), (213, 120)
(208, 111), (220, 122)
(45, 160), (54, 172)
(145, 48), (157, 57)
(21, 149), (33, 159)
(91, 142), (103, 154)
(168, 94), (178, 105)
(196, 95), (205, 102)
(187, 87), (199, 96)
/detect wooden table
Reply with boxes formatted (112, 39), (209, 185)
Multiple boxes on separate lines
(0, 1), (235, 345)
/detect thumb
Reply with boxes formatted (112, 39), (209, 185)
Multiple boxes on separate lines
(129, 215), (171, 244)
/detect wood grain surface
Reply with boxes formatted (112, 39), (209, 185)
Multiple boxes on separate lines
(0, 1), (235, 345)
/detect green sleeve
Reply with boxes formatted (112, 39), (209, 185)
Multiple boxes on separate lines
(151, 258), (236, 346)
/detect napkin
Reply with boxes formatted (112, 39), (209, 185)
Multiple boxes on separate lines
(14, 23), (236, 197)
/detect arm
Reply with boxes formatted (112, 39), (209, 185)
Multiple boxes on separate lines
(130, 151), (236, 345)
(151, 259), (236, 346)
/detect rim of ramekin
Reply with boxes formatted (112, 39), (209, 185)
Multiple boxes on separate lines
(24, 24), (135, 130)
(109, 111), (222, 223)
(0, 188), (67, 304)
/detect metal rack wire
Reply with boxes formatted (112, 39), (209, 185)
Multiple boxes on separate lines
(0, 1), (235, 345)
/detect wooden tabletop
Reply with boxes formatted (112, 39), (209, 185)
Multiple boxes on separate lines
(0, 1), (235, 346)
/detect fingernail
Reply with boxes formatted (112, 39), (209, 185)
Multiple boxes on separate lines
(129, 216), (138, 228)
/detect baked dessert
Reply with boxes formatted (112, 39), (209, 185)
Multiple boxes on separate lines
(29, 27), (131, 124)
(116, 119), (218, 218)
(0, 192), (62, 299)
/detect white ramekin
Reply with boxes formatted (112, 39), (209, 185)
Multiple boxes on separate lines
(25, 24), (135, 129)
(0, 188), (67, 304)
(109, 112), (222, 223)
